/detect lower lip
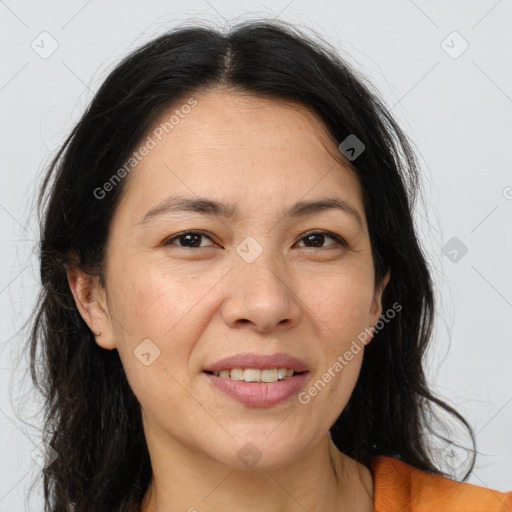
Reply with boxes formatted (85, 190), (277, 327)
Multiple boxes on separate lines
(202, 371), (309, 407)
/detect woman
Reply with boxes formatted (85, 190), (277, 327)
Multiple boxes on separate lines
(28, 19), (511, 512)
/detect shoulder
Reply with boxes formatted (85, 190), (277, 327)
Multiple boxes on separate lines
(370, 455), (512, 512)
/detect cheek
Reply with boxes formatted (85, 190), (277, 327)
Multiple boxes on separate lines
(300, 261), (376, 338)
(107, 264), (207, 427)
(110, 258), (215, 338)
(105, 265), (193, 380)
(302, 337), (364, 432)
(299, 262), (374, 409)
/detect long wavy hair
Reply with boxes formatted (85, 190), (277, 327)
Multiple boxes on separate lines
(25, 18), (476, 512)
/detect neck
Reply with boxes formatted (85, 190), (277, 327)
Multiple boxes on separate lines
(140, 426), (374, 512)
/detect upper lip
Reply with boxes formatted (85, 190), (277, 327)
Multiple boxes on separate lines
(203, 352), (309, 373)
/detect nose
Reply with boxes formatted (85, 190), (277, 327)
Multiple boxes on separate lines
(220, 251), (301, 334)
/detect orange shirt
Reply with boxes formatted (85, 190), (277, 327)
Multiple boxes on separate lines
(370, 455), (512, 511)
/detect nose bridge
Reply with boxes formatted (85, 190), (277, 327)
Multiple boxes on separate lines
(234, 234), (289, 295)
(221, 234), (300, 331)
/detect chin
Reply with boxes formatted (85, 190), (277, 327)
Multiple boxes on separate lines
(210, 433), (308, 471)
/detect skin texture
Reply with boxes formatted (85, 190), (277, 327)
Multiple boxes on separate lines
(67, 87), (390, 512)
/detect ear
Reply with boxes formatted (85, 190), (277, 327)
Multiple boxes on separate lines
(66, 262), (117, 350)
(369, 269), (391, 327)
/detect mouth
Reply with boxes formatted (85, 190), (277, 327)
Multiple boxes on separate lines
(201, 352), (310, 406)
(201, 369), (310, 407)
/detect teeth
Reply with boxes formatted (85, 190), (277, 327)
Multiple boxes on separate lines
(211, 367), (297, 382)
(277, 368), (288, 380)
(230, 368), (244, 380)
(262, 369), (278, 382)
(244, 368), (261, 382)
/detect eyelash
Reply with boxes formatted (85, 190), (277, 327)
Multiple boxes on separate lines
(162, 230), (347, 250)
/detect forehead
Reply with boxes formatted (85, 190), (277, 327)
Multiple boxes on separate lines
(140, 87), (351, 168)
(117, 88), (364, 220)
(171, 89), (337, 152)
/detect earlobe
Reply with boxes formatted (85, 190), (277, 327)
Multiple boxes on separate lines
(66, 264), (117, 350)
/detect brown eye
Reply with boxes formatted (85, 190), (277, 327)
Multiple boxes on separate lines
(296, 231), (346, 249)
(163, 230), (216, 248)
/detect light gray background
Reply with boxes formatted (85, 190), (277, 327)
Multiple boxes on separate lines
(1, 0), (511, 509)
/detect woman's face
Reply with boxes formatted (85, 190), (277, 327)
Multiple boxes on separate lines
(75, 88), (389, 469)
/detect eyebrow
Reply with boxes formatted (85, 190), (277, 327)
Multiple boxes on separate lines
(136, 194), (364, 229)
